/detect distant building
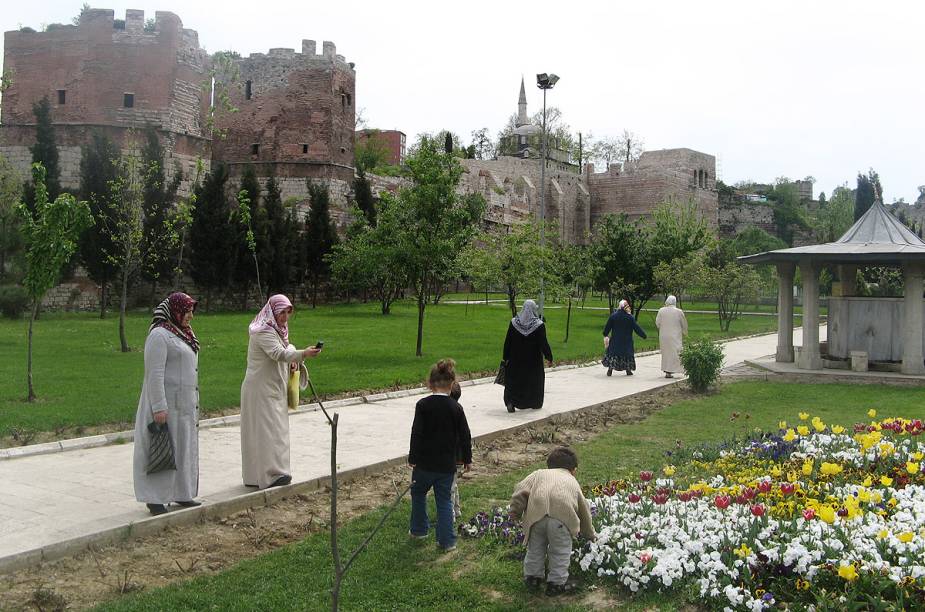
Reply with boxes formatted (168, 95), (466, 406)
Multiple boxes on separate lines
(499, 78), (573, 170)
(355, 129), (406, 166)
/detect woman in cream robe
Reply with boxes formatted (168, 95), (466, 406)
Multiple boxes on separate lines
(240, 295), (321, 489)
(133, 293), (200, 515)
(655, 295), (688, 378)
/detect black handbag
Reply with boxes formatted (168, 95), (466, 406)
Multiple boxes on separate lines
(494, 360), (507, 386)
(146, 421), (177, 474)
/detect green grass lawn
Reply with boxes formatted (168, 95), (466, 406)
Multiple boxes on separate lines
(0, 299), (782, 436)
(94, 381), (925, 612)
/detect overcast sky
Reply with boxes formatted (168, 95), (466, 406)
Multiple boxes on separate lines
(3, 1), (924, 202)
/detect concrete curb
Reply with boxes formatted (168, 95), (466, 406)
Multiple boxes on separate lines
(0, 330), (780, 461)
(0, 383), (669, 575)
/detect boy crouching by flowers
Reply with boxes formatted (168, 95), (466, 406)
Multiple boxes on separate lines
(509, 446), (597, 595)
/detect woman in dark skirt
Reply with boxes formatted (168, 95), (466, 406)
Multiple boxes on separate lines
(502, 299), (553, 412)
(603, 299), (647, 376)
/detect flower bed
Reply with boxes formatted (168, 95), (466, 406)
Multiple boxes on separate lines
(465, 412), (925, 610)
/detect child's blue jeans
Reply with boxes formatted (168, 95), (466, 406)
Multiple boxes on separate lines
(409, 468), (456, 549)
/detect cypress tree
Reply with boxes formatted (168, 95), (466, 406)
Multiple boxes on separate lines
(188, 163), (234, 310)
(24, 97), (61, 209)
(140, 127), (182, 304)
(304, 182), (339, 307)
(855, 172), (876, 221)
(262, 175), (290, 297)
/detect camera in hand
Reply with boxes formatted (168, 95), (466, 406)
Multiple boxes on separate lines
(314, 340), (324, 349)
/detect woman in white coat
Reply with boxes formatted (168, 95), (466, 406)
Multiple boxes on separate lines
(240, 295), (322, 489)
(133, 292), (201, 516)
(655, 295), (688, 378)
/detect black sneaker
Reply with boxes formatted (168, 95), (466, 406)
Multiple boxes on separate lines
(625, 370), (633, 376)
(606, 368), (613, 376)
(546, 579), (579, 596)
(146, 503), (168, 516)
(269, 475), (292, 488)
(506, 403), (515, 413)
(524, 576), (544, 591)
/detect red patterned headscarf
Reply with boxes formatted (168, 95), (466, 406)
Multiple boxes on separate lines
(248, 294), (293, 344)
(150, 292), (199, 353)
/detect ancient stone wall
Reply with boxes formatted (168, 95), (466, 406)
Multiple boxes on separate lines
(718, 191), (776, 238)
(587, 148), (718, 229)
(213, 41), (356, 184)
(0, 9), (211, 196)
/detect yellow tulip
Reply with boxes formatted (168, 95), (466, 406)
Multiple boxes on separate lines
(819, 462), (843, 476)
(868, 409), (877, 418)
(857, 488), (871, 503)
(813, 420), (826, 433)
(778, 420), (787, 430)
(783, 429), (797, 442)
(913, 452), (924, 461)
(770, 466), (783, 478)
(802, 461), (813, 476)
(734, 543), (752, 558)
(832, 425), (845, 434)
(862, 476), (873, 487)
(898, 532), (914, 543)
(838, 564), (859, 581)
(799, 412), (810, 421)
(877, 529), (889, 540)
(879, 443), (895, 456)
(797, 425), (810, 436)
(871, 491), (883, 504)
(663, 465), (676, 476)
(881, 476), (894, 486)
(907, 462), (920, 475)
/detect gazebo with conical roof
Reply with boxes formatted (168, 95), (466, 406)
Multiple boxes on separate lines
(739, 201), (925, 375)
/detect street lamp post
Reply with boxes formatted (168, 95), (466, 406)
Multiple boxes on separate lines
(536, 73), (559, 315)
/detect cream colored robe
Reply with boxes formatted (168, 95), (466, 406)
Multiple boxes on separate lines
(240, 329), (303, 489)
(655, 305), (688, 373)
(133, 327), (200, 504)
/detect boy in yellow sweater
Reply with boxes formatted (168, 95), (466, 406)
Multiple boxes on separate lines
(509, 446), (596, 595)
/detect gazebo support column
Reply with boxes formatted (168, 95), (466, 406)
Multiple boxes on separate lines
(901, 264), (925, 375)
(776, 262), (795, 362)
(798, 260), (822, 370)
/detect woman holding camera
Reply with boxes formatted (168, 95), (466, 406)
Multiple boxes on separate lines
(240, 295), (322, 489)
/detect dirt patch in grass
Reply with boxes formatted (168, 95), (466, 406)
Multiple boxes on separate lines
(0, 384), (694, 611)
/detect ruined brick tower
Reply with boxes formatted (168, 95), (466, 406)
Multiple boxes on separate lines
(0, 9), (211, 194)
(212, 41), (356, 205)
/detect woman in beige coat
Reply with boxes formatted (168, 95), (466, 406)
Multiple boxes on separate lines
(655, 295), (688, 378)
(240, 295), (321, 489)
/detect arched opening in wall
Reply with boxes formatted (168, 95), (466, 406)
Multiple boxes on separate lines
(245, 80), (252, 100)
(697, 169), (704, 188)
(703, 170), (709, 188)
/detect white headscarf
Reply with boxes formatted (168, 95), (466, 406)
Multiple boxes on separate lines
(618, 299), (629, 311)
(512, 299), (544, 336)
(665, 295), (677, 307)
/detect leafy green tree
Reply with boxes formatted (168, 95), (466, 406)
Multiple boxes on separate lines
(23, 97), (61, 211)
(556, 243), (593, 342)
(855, 169), (881, 221)
(231, 164), (265, 305)
(77, 131), (121, 318)
(768, 180), (807, 246)
(189, 163), (235, 309)
(589, 213), (656, 315)
(653, 255), (705, 309)
(168, 159), (204, 288)
(650, 198), (711, 264)
(18, 163), (92, 400)
(304, 182), (339, 308)
(353, 173), (376, 226)
(463, 221), (557, 317)
(813, 185), (854, 242)
(354, 131), (392, 174)
(0, 154), (23, 281)
(387, 137), (484, 356)
(328, 212), (405, 314)
(139, 127), (181, 304)
(701, 262), (762, 331)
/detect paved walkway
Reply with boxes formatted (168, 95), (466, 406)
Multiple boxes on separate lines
(0, 328), (816, 569)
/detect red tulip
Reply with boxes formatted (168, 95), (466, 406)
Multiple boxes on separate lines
(734, 494), (749, 505)
(802, 508), (815, 520)
(678, 491), (693, 502)
(780, 483), (795, 495)
(657, 486), (671, 496)
(652, 493), (669, 505)
(750, 504), (766, 517)
(628, 493), (641, 503)
(714, 495), (731, 509)
(742, 487), (757, 500)
(639, 552), (652, 564)
(639, 471), (653, 482)
(757, 481), (772, 494)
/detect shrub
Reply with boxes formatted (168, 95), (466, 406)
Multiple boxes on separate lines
(0, 285), (29, 319)
(680, 338), (724, 392)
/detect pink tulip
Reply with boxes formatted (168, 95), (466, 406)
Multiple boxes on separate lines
(757, 481), (772, 494)
(639, 471), (653, 482)
(714, 495), (731, 509)
(639, 552), (652, 564)
(750, 504), (766, 517)
(802, 508), (815, 520)
(780, 483), (795, 495)
(678, 491), (693, 502)
(628, 493), (641, 503)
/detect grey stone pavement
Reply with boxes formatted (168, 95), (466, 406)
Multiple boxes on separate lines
(0, 327), (817, 569)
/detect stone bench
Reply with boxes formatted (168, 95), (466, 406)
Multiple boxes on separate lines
(850, 350), (869, 372)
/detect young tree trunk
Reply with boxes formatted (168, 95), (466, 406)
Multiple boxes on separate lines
(99, 280), (108, 319)
(415, 294), (425, 357)
(27, 300), (38, 402)
(312, 277), (318, 309)
(564, 296), (572, 343)
(119, 267), (130, 353)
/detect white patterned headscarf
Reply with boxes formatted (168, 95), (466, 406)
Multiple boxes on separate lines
(512, 299), (544, 336)
(665, 295), (677, 307)
(618, 299), (629, 311)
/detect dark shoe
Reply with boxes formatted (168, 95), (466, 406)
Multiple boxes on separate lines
(506, 403), (515, 413)
(175, 500), (201, 507)
(665, 373), (673, 379)
(531, 406), (541, 410)
(606, 368), (613, 377)
(546, 579), (579, 596)
(626, 370), (633, 376)
(146, 503), (167, 516)
(269, 475), (292, 488)
(524, 575), (544, 591)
